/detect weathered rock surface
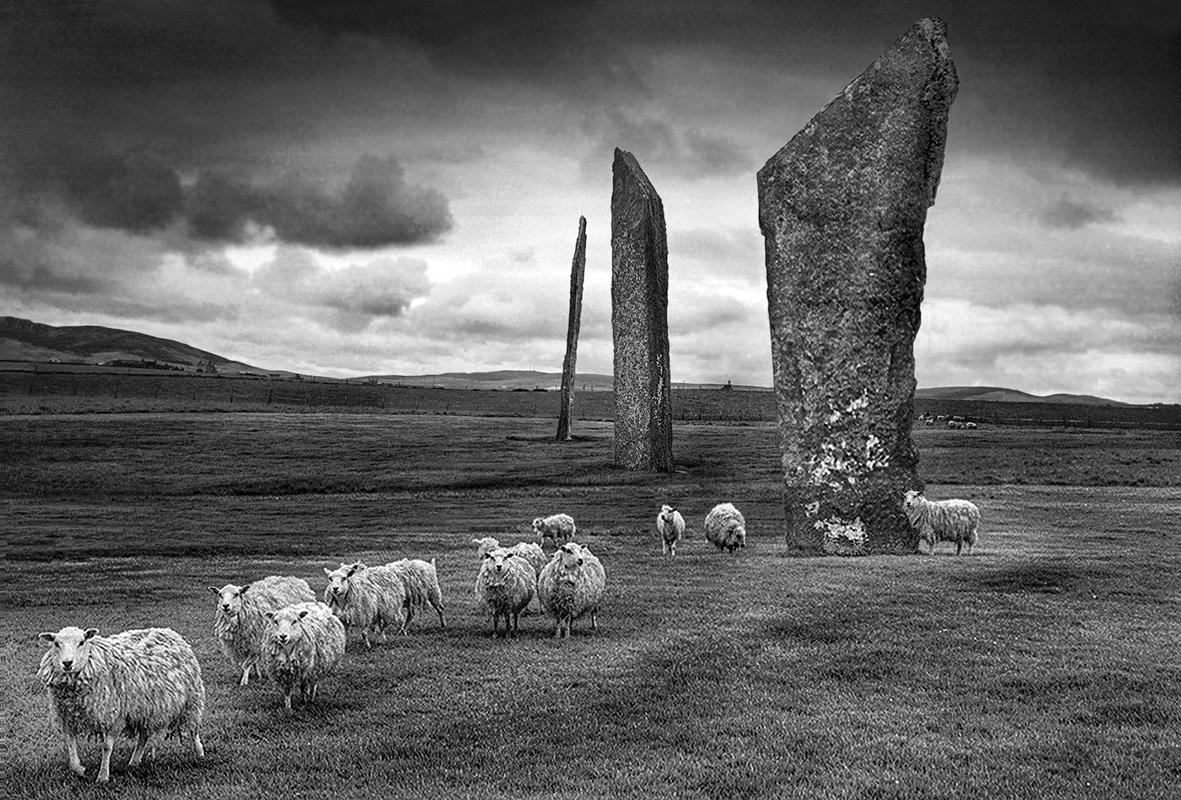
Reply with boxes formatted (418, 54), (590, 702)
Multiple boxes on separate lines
(556, 215), (588, 442)
(611, 148), (673, 472)
(757, 18), (958, 554)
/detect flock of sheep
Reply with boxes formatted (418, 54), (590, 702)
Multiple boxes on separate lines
(36, 494), (979, 782)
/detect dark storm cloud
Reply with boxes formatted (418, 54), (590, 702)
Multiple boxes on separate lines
(1039, 196), (1121, 230)
(187, 156), (453, 249)
(580, 109), (754, 181)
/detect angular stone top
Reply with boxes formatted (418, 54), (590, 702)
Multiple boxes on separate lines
(613, 148), (661, 202)
(758, 17), (959, 215)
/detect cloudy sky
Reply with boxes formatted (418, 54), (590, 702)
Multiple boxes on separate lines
(1, 1), (1178, 403)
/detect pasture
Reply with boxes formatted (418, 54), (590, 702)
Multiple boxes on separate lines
(2, 411), (1180, 799)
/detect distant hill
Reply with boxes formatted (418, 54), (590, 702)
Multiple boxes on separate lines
(915, 386), (1129, 406)
(0, 316), (273, 374)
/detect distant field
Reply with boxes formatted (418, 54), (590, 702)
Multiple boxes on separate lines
(2, 412), (1180, 798)
(3, 369), (1180, 430)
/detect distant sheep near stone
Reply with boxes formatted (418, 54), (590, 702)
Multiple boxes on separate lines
(656, 504), (686, 556)
(902, 489), (980, 555)
(704, 503), (746, 553)
(532, 513), (576, 546)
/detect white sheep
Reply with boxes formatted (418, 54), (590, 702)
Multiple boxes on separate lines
(388, 558), (447, 630)
(474, 547), (536, 637)
(37, 626), (205, 783)
(209, 575), (315, 686)
(704, 502), (747, 553)
(260, 602), (347, 712)
(472, 536), (547, 576)
(532, 513), (576, 546)
(902, 489), (981, 555)
(322, 562), (407, 647)
(537, 541), (606, 639)
(656, 504), (686, 556)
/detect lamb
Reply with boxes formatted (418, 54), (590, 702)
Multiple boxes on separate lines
(472, 536), (547, 576)
(474, 547), (536, 637)
(388, 558), (447, 630)
(704, 502), (747, 553)
(260, 602), (347, 712)
(537, 541), (606, 639)
(902, 489), (981, 555)
(532, 513), (576, 547)
(37, 626), (205, 783)
(209, 575), (315, 686)
(656, 504), (686, 556)
(322, 562), (407, 647)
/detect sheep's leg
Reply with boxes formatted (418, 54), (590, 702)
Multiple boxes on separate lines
(591, 611), (598, 631)
(670, 542), (676, 557)
(96, 732), (115, 783)
(436, 603), (447, 628)
(192, 731), (205, 759)
(282, 690), (293, 712)
(955, 540), (963, 556)
(129, 731), (149, 766)
(65, 733), (85, 777)
(239, 662), (252, 686)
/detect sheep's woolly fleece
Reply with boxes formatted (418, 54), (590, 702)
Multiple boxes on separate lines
(537, 541), (606, 638)
(210, 575), (315, 686)
(474, 547), (536, 637)
(902, 490), (981, 554)
(261, 601), (347, 710)
(322, 562), (408, 645)
(704, 503), (746, 552)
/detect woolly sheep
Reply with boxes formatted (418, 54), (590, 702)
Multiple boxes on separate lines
(656, 504), (686, 556)
(902, 489), (981, 555)
(532, 513), (576, 547)
(37, 626), (205, 783)
(537, 541), (606, 639)
(474, 547), (536, 637)
(261, 602), (347, 712)
(388, 558), (447, 630)
(472, 536), (547, 576)
(209, 575), (315, 686)
(704, 503), (746, 553)
(322, 562), (407, 647)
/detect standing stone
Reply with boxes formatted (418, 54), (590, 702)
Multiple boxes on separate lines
(556, 216), (588, 442)
(611, 148), (673, 472)
(757, 18), (958, 555)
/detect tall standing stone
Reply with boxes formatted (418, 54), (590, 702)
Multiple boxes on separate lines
(611, 148), (674, 472)
(556, 215), (588, 442)
(758, 18), (958, 555)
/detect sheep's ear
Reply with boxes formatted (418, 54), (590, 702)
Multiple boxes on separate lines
(323, 567), (333, 576)
(298, 610), (308, 619)
(38, 632), (55, 643)
(208, 586), (220, 595)
(265, 612), (276, 622)
(238, 585), (249, 595)
(84, 629), (98, 640)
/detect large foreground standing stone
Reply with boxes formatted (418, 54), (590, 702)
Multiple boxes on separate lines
(556, 216), (588, 442)
(611, 148), (673, 472)
(757, 18), (958, 555)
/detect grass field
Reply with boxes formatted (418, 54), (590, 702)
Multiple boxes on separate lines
(2, 412), (1180, 799)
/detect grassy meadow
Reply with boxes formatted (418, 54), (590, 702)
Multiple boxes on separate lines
(2, 411), (1180, 799)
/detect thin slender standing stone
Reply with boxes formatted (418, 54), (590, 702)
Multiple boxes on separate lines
(758, 18), (958, 554)
(556, 215), (588, 442)
(611, 148), (673, 472)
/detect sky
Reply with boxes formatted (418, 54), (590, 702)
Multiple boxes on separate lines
(1, 1), (1178, 404)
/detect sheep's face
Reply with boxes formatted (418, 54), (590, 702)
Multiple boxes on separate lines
(268, 607), (309, 646)
(209, 584), (246, 617)
(556, 543), (585, 571)
(658, 505), (678, 524)
(323, 563), (362, 600)
(481, 548), (516, 581)
(902, 490), (922, 512)
(38, 626), (98, 678)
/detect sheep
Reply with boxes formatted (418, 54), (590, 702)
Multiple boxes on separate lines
(965, 421), (978, 430)
(322, 562), (407, 647)
(260, 602), (347, 712)
(537, 541), (606, 639)
(704, 502), (746, 553)
(209, 575), (315, 686)
(472, 536), (547, 576)
(387, 558), (447, 630)
(656, 504), (686, 556)
(37, 626), (205, 783)
(532, 513), (576, 547)
(902, 489), (981, 555)
(474, 547), (536, 637)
